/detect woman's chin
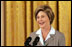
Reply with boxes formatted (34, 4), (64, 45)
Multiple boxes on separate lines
(40, 25), (45, 28)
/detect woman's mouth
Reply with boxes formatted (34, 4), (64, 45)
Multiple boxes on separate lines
(39, 22), (45, 25)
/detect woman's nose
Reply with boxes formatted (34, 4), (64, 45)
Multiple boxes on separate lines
(39, 17), (42, 21)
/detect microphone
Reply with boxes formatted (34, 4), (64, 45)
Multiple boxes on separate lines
(24, 37), (32, 46)
(33, 36), (40, 46)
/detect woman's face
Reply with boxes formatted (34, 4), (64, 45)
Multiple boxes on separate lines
(37, 11), (50, 28)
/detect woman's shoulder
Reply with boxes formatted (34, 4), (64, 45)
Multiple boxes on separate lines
(55, 30), (65, 38)
(29, 31), (37, 37)
(55, 31), (65, 46)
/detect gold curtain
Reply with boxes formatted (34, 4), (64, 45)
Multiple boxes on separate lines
(1, 1), (71, 46)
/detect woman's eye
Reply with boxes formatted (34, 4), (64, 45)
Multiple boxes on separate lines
(42, 16), (44, 18)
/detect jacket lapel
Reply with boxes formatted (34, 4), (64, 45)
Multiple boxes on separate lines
(45, 34), (55, 46)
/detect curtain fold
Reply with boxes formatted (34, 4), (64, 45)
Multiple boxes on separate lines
(26, 1), (32, 38)
(59, 1), (71, 46)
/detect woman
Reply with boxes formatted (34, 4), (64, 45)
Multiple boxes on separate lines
(29, 5), (65, 46)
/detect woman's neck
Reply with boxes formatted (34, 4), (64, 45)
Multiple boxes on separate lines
(41, 25), (51, 33)
(41, 25), (51, 40)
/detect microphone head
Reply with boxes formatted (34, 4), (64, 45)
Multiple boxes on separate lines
(26, 37), (32, 42)
(24, 37), (32, 46)
(33, 36), (40, 46)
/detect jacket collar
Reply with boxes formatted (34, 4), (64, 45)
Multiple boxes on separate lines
(36, 26), (55, 45)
